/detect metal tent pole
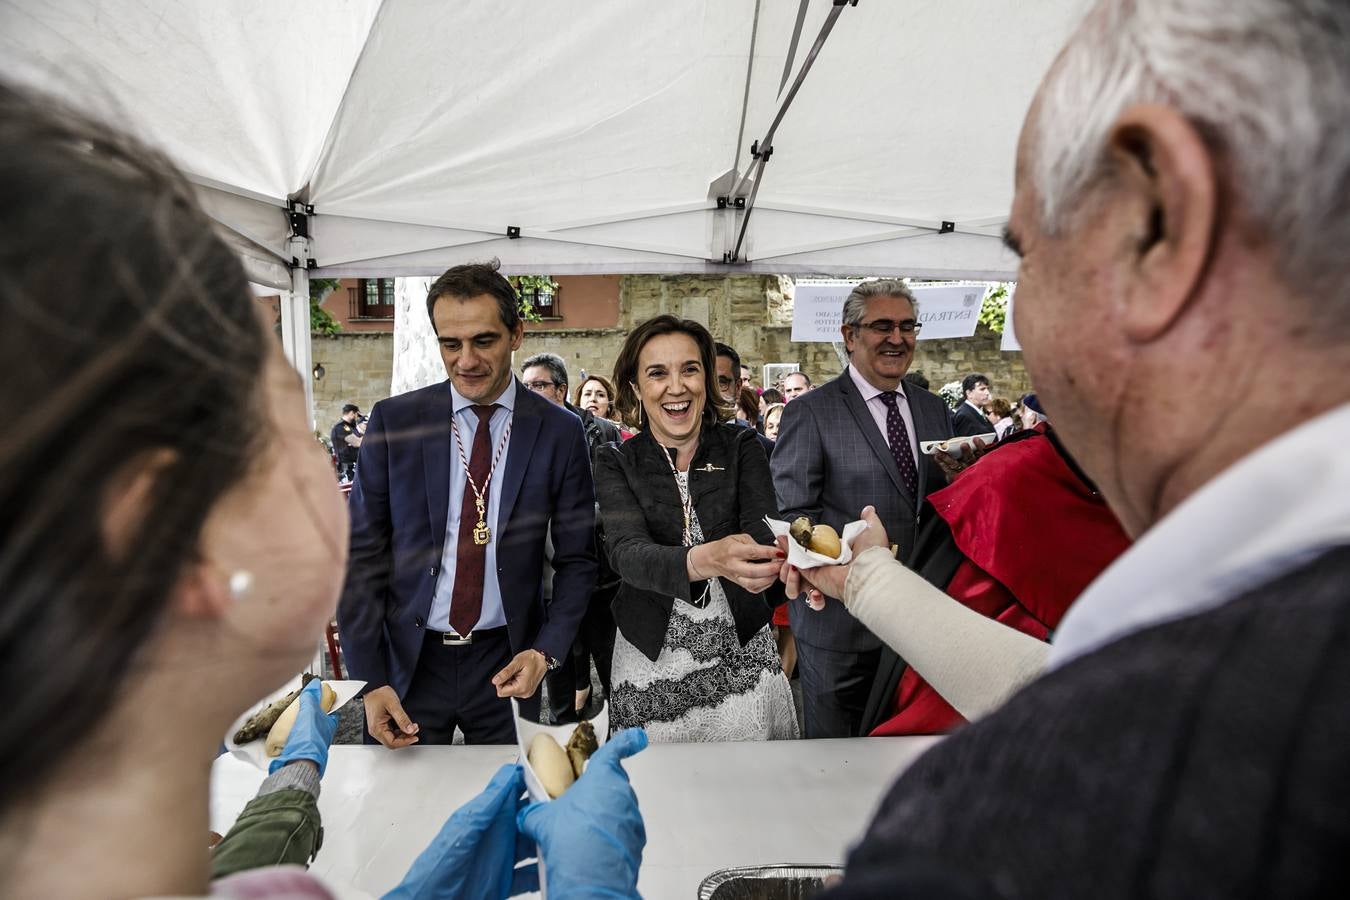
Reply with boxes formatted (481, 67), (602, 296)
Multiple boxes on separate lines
(281, 246), (315, 430)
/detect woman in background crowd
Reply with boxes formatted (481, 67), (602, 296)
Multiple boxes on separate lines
(986, 398), (1017, 439)
(736, 385), (762, 432)
(596, 316), (797, 741)
(763, 402), (786, 442)
(0, 81), (644, 900)
(576, 373), (631, 439)
(759, 387), (784, 417)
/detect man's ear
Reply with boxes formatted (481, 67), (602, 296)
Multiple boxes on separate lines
(509, 320), (525, 351)
(1107, 103), (1218, 342)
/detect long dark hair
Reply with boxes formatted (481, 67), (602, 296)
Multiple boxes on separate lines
(611, 315), (729, 430)
(0, 82), (268, 809)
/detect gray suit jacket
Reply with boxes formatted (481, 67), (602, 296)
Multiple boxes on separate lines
(771, 367), (953, 652)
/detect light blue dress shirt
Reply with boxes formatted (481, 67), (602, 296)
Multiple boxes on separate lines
(428, 378), (516, 634)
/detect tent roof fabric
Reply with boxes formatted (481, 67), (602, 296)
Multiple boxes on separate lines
(0, 0), (1080, 286)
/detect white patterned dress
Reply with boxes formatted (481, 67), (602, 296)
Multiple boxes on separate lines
(609, 472), (799, 742)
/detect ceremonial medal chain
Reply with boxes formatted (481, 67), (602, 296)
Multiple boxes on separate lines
(452, 412), (513, 546)
(661, 443), (712, 607)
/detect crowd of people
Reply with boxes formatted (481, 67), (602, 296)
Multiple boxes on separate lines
(4, 0), (1349, 896)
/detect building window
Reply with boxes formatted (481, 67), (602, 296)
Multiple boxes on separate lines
(351, 279), (395, 319)
(519, 283), (559, 319)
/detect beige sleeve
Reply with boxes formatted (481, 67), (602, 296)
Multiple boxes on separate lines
(842, 546), (1049, 720)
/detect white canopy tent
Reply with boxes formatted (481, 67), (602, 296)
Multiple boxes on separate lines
(0, 0), (1078, 413)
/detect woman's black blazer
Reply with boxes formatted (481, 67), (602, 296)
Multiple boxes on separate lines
(594, 422), (780, 662)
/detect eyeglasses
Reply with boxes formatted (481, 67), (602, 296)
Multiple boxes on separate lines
(856, 319), (922, 336)
(524, 380), (560, 393)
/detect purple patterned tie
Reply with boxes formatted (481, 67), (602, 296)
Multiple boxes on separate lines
(878, 391), (919, 498)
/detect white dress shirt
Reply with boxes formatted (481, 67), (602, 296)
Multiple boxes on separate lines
(848, 365), (919, 468)
(428, 378), (517, 634)
(1050, 402), (1350, 668)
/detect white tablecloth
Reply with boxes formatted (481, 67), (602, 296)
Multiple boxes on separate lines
(211, 737), (941, 899)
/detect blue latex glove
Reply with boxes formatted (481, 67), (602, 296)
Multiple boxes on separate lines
(383, 764), (538, 900)
(518, 727), (649, 900)
(268, 679), (339, 777)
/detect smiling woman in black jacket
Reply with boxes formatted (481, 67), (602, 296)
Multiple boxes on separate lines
(595, 315), (798, 741)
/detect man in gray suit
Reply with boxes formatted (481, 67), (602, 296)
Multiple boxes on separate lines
(771, 280), (953, 737)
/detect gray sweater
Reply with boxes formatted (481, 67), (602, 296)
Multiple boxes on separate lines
(828, 545), (1350, 899)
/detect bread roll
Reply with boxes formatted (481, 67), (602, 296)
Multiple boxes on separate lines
(808, 524), (842, 559)
(265, 680), (337, 757)
(528, 733), (575, 798)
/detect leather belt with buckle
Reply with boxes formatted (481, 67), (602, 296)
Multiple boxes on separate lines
(440, 631), (474, 646)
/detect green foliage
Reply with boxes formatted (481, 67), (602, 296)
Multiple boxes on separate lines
(508, 275), (556, 323)
(979, 283), (1010, 333)
(310, 277), (342, 335)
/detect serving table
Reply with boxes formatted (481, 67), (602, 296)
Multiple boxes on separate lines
(211, 736), (942, 899)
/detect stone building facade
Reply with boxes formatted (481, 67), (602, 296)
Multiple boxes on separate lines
(309, 274), (1031, 427)
(311, 332), (395, 435)
(526, 275), (1031, 406)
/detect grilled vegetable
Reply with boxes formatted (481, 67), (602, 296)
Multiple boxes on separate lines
(789, 516), (843, 559)
(565, 720), (599, 778)
(232, 672), (317, 744)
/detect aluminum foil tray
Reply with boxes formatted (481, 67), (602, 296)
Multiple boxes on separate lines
(698, 865), (845, 900)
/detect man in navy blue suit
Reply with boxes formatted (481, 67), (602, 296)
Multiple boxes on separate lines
(338, 261), (598, 745)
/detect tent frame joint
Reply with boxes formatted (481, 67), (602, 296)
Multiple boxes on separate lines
(287, 199), (314, 240)
(939, 220), (956, 234)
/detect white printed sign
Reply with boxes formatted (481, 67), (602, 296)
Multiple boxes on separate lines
(790, 280), (987, 343)
(790, 280), (858, 342)
(1000, 285), (1021, 351)
(910, 284), (983, 341)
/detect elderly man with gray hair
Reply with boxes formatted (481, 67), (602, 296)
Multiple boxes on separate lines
(771, 278), (953, 738)
(814, 1), (1350, 897)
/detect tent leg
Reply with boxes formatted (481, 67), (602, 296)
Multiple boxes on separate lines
(280, 264), (315, 430)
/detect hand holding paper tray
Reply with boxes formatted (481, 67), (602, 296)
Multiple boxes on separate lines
(920, 432), (997, 460)
(224, 677), (365, 772)
(764, 516), (870, 570)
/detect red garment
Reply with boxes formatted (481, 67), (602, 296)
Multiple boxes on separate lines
(870, 428), (1131, 736)
(772, 603), (791, 627)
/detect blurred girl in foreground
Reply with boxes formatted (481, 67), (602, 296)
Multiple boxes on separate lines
(0, 81), (643, 900)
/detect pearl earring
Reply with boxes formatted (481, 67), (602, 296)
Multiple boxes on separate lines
(228, 570), (254, 601)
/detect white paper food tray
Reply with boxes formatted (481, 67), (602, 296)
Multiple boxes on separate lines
(920, 432), (997, 459)
(764, 516), (870, 570)
(512, 699), (609, 804)
(224, 676), (365, 771)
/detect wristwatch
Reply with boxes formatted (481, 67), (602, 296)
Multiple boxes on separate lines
(532, 648), (561, 671)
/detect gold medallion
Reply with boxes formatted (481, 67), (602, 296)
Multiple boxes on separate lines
(472, 495), (490, 545)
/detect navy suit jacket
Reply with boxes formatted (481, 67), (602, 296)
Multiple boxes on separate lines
(337, 378), (598, 697)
